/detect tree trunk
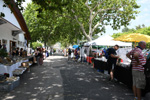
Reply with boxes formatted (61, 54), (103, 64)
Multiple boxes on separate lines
(87, 35), (92, 41)
(44, 41), (46, 48)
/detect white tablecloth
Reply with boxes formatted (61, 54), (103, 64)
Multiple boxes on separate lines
(0, 59), (29, 77)
(94, 57), (107, 62)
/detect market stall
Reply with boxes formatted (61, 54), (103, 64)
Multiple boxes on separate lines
(93, 58), (150, 95)
(83, 35), (132, 64)
(0, 56), (34, 76)
(84, 35), (132, 47)
(0, 0), (33, 91)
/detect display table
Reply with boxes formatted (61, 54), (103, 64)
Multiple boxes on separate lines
(94, 58), (108, 70)
(0, 59), (29, 77)
(114, 65), (132, 88)
(93, 58), (150, 94)
(94, 58), (132, 87)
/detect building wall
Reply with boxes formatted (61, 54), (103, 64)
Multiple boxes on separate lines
(0, 0), (21, 29)
(0, 0), (26, 52)
(0, 25), (26, 52)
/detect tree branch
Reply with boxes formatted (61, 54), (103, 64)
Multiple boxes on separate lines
(92, 12), (121, 33)
(85, 0), (93, 37)
(71, 9), (90, 40)
(85, 0), (92, 12)
(92, 15), (106, 33)
(93, 7), (118, 20)
(92, 1), (104, 11)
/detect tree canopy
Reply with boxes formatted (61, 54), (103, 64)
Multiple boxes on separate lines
(2, 0), (141, 46)
(23, 2), (83, 47)
(32, 42), (43, 49)
(63, 0), (140, 41)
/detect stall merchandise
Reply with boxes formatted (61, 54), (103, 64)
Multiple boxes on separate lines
(0, 56), (34, 77)
(13, 68), (26, 75)
(0, 59), (29, 77)
(0, 56), (34, 91)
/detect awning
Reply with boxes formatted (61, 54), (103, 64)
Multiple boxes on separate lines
(0, 17), (25, 35)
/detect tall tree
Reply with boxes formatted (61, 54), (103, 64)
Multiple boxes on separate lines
(136, 25), (142, 30)
(142, 24), (145, 28)
(23, 2), (82, 46)
(23, 3), (59, 47)
(122, 27), (130, 32)
(65, 0), (140, 41)
(2, 0), (140, 42)
(122, 27), (136, 33)
(1, 0), (68, 17)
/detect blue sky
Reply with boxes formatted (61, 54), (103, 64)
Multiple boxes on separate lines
(22, 0), (150, 36)
(105, 0), (150, 35)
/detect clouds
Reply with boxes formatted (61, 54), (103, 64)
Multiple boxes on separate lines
(137, 0), (150, 4)
(105, 0), (150, 35)
(143, 8), (149, 12)
(131, 0), (150, 28)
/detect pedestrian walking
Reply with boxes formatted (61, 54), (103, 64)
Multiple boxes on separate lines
(39, 48), (43, 65)
(126, 41), (146, 100)
(80, 47), (85, 62)
(68, 48), (71, 61)
(34, 48), (40, 65)
(107, 45), (119, 81)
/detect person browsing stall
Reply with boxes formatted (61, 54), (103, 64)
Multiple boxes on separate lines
(126, 41), (146, 100)
(20, 48), (23, 57)
(107, 45), (120, 81)
(16, 47), (19, 56)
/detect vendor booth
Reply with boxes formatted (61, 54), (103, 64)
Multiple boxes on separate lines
(89, 34), (150, 95)
(83, 35), (132, 64)
(0, 0), (34, 91)
(84, 35), (132, 47)
(93, 58), (150, 95)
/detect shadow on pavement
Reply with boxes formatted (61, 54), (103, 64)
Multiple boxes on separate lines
(60, 61), (134, 100)
(0, 57), (64, 100)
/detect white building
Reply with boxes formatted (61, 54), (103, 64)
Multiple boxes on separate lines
(0, 0), (31, 53)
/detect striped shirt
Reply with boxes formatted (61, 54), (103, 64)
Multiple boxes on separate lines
(128, 47), (146, 72)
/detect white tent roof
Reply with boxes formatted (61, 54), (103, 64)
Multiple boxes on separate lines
(84, 35), (132, 47)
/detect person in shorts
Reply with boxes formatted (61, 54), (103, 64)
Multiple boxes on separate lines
(107, 45), (119, 81)
(126, 41), (146, 100)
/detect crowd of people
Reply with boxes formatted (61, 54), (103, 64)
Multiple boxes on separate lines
(32, 48), (50, 65)
(66, 47), (86, 62)
(12, 47), (24, 57)
(8, 43), (149, 100)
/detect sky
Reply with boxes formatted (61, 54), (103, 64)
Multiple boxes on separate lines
(105, 0), (150, 35)
(22, 0), (31, 8)
(22, 0), (150, 36)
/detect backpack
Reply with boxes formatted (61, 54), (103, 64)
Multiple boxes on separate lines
(104, 48), (110, 59)
(68, 49), (71, 54)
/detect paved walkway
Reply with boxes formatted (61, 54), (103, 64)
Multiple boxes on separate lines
(0, 55), (134, 100)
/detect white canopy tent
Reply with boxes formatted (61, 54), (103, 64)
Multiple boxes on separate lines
(84, 35), (132, 47)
